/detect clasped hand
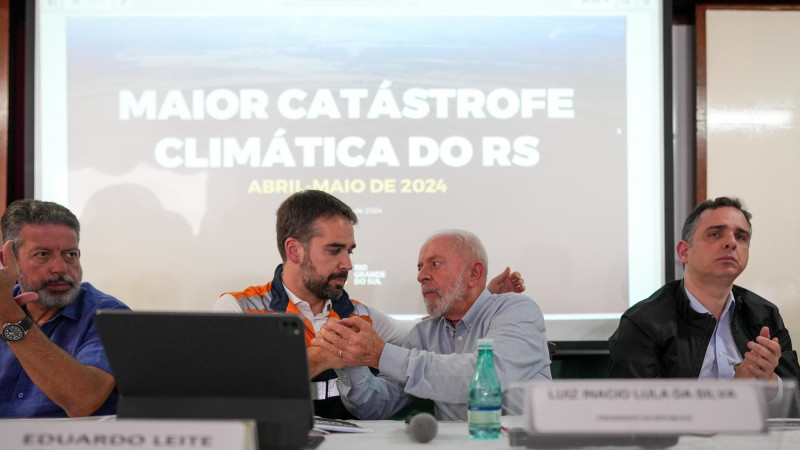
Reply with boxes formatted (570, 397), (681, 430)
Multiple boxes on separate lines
(311, 317), (385, 369)
(734, 326), (780, 381)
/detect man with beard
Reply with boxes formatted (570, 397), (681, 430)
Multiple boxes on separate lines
(0, 200), (129, 417)
(311, 230), (551, 420)
(215, 190), (378, 419)
(214, 191), (526, 419)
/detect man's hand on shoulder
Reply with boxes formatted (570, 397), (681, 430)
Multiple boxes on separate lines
(488, 266), (525, 294)
(735, 326), (780, 381)
(312, 317), (385, 369)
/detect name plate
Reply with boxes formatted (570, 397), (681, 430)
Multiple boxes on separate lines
(526, 379), (766, 435)
(0, 418), (257, 450)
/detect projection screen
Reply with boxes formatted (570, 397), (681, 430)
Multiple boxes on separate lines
(33, 0), (669, 341)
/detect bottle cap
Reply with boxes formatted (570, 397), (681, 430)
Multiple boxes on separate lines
(477, 338), (494, 349)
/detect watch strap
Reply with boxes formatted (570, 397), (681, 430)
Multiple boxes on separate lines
(18, 315), (34, 332)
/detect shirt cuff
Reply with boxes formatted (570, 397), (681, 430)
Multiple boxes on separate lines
(766, 375), (784, 405)
(334, 367), (369, 416)
(378, 343), (411, 379)
(337, 366), (371, 387)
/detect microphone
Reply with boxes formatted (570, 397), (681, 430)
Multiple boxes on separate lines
(405, 412), (438, 443)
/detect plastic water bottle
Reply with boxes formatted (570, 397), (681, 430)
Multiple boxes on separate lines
(468, 338), (502, 439)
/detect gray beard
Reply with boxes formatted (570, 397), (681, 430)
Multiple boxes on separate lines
(17, 271), (80, 310)
(423, 273), (466, 317)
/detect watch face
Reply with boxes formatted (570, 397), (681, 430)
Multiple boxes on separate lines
(2, 324), (26, 342)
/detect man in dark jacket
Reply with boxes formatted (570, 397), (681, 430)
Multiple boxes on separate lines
(609, 197), (800, 381)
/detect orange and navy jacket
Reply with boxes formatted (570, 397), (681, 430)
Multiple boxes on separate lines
(220, 264), (373, 346)
(220, 265), (374, 418)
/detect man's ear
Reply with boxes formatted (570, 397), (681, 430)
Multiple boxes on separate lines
(676, 240), (690, 265)
(0, 240), (17, 270)
(285, 238), (304, 264)
(468, 261), (486, 287)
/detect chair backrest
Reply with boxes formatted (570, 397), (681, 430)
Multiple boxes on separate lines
(547, 341), (557, 359)
(548, 340), (611, 379)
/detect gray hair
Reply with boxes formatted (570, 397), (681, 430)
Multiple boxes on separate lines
(1, 199), (81, 256)
(425, 229), (488, 279)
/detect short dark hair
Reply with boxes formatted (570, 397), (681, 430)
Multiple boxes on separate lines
(1, 199), (81, 255)
(275, 190), (357, 261)
(681, 196), (752, 243)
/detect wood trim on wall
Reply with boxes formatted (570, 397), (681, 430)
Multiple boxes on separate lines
(0, 0), (9, 214)
(695, 4), (708, 204)
(695, 2), (800, 204)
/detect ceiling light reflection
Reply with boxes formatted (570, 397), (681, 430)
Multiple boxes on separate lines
(708, 108), (794, 132)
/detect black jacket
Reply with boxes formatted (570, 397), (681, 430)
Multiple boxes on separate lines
(609, 279), (800, 380)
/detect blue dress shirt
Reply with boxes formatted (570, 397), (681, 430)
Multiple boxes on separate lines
(0, 282), (129, 417)
(684, 288), (741, 379)
(337, 289), (552, 420)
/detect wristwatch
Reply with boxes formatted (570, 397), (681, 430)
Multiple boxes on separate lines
(1, 315), (34, 343)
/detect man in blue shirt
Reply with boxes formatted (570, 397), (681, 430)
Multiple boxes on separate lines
(312, 229), (551, 420)
(0, 199), (129, 417)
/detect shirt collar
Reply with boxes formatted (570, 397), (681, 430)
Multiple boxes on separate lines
(684, 285), (735, 319)
(451, 288), (491, 328)
(58, 295), (82, 321)
(284, 285), (332, 318)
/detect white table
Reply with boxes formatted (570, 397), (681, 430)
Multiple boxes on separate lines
(318, 421), (800, 450)
(3, 417), (797, 449)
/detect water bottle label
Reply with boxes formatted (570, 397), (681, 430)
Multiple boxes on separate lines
(468, 407), (501, 425)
